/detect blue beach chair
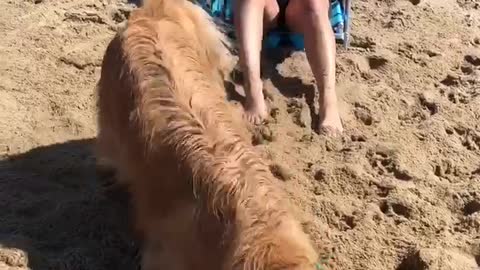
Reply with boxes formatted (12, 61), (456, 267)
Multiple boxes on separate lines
(198, 0), (352, 49)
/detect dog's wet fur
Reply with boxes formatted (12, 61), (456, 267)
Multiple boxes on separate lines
(95, 0), (318, 269)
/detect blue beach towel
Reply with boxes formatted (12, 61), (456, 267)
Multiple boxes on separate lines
(199, 0), (351, 50)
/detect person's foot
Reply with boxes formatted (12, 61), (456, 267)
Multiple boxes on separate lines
(318, 100), (343, 137)
(244, 80), (268, 125)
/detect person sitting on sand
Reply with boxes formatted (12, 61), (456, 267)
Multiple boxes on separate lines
(234, 0), (343, 136)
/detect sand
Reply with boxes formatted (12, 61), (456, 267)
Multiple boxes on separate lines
(0, 0), (479, 269)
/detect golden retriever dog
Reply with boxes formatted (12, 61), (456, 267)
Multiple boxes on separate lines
(95, 0), (319, 269)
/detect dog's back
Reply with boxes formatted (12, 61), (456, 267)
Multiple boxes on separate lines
(96, 0), (244, 185)
(96, 1), (319, 269)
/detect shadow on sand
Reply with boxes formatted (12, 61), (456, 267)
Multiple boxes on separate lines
(127, 0), (142, 6)
(0, 139), (138, 270)
(225, 46), (319, 130)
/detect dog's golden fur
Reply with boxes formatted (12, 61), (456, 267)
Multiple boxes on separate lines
(96, 0), (318, 269)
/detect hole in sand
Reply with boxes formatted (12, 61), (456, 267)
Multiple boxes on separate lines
(396, 250), (427, 270)
(461, 65), (474, 75)
(377, 186), (391, 198)
(419, 97), (439, 115)
(354, 108), (374, 126)
(465, 54), (480, 66)
(379, 201), (389, 214)
(381, 158), (392, 167)
(368, 56), (389, 69)
(391, 203), (412, 218)
(463, 200), (480, 216)
(447, 92), (458, 103)
(351, 134), (367, 142)
(314, 168), (327, 181)
(441, 75), (459, 87)
(408, 0), (421, 5)
(340, 215), (356, 230)
(392, 168), (414, 181)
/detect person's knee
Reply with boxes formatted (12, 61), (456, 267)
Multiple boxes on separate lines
(286, 0), (329, 31)
(236, 0), (268, 8)
(302, 0), (329, 20)
(235, 0), (279, 26)
(300, 0), (330, 13)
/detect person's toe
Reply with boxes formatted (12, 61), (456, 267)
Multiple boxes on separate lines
(244, 112), (262, 125)
(318, 125), (342, 137)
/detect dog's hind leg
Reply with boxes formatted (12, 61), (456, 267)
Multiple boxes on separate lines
(95, 125), (131, 196)
(140, 202), (198, 270)
(141, 240), (189, 270)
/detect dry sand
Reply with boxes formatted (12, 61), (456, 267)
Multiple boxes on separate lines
(0, 0), (479, 269)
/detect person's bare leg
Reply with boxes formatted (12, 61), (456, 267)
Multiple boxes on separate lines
(234, 0), (279, 124)
(286, 0), (343, 135)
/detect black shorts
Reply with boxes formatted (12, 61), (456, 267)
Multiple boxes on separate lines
(277, 0), (289, 30)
